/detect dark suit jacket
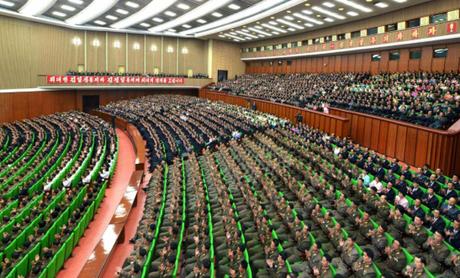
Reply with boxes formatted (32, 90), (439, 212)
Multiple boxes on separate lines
(429, 218), (445, 234)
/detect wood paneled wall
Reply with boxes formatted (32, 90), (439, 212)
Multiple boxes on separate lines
(199, 90), (460, 176)
(210, 40), (246, 82)
(0, 15), (208, 89)
(329, 108), (460, 176)
(199, 90), (350, 138)
(246, 43), (460, 74)
(0, 89), (197, 123)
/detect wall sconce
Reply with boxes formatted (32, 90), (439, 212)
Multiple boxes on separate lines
(166, 45), (174, 53)
(150, 44), (158, 52)
(113, 40), (121, 48)
(133, 42), (140, 50)
(72, 37), (82, 46)
(92, 39), (101, 47)
(181, 47), (189, 54)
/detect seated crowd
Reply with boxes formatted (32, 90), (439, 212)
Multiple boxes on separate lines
(65, 70), (209, 79)
(99, 95), (282, 171)
(0, 112), (117, 277)
(112, 96), (459, 278)
(212, 72), (460, 129)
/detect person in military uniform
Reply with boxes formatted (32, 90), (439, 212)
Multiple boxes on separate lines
(378, 239), (407, 278)
(403, 216), (428, 254)
(441, 252), (460, 278)
(351, 249), (376, 278)
(403, 256), (428, 278)
(421, 231), (449, 274)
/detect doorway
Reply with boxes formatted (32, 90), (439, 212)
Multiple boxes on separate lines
(217, 70), (228, 82)
(82, 95), (100, 113)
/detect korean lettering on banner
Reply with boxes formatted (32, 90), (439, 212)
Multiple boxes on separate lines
(47, 75), (185, 85)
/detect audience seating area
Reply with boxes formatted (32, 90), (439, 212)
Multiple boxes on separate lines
(65, 71), (209, 79)
(212, 72), (460, 129)
(104, 96), (459, 278)
(0, 112), (118, 278)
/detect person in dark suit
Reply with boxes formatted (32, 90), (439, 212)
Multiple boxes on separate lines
(409, 182), (425, 201)
(442, 182), (458, 202)
(427, 210), (446, 234)
(385, 183), (396, 204)
(407, 199), (425, 221)
(422, 188), (439, 210)
(446, 220), (460, 249)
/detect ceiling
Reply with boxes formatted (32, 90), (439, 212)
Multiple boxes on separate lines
(0, 0), (430, 42)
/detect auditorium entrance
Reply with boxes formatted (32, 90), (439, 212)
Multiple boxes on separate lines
(217, 70), (228, 82)
(82, 95), (100, 113)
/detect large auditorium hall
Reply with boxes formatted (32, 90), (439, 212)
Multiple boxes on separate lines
(1, 0), (460, 277)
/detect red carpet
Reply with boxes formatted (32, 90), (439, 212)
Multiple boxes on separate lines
(57, 128), (136, 278)
(102, 166), (152, 277)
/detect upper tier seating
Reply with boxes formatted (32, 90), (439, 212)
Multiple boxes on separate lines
(0, 112), (118, 278)
(65, 70), (209, 79)
(212, 72), (460, 129)
(104, 96), (458, 278)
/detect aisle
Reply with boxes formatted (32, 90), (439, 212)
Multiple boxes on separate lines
(57, 128), (136, 278)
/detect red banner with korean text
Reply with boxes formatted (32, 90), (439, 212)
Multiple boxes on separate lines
(47, 75), (185, 85)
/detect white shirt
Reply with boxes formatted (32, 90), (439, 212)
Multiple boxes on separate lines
(369, 180), (383, 193)
(395, 196), (409, 209)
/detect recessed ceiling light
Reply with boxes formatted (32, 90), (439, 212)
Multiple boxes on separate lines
(177, 3), (190, 10)
(116, 9), (129, 15)
(218, 34), (225, 38)
(324, 17), (334, 22)
(258, 35), (265, 38)
(164, 10), (176, 17)
(270, 16), (275, 19)
(94, 20), (106, 25)
(297, 20), (301, 23)
(287, 27), (296, 31)
(286, 10), (291, 13)
(269, 21), (278, 25)
(302, 10), (313, 15)
(228, 4), (240, 10)
(196, 18), (207, 24)
(167, 29), (176, 32)
(52, 11), (67, 17)
(305, 3), (311, 6)
(305, 23), (313, 27)
(106, 15), (118, 20)
(140, 22), (151, 27)
(68, 0), (83, 4)
(375, 2), (388, 8)
(392, 0), (407, 2)
(347, 11), (359, 16)
(0, 0), (14, 7)
(284, 15), (294, 20)
(335, 0), (372, 13)
(323, 2), (335, 8)
(152, 17), (164, 22)
(182, 24), (191, 28)
(212, 12), (223, 17)
(338, 7), (344, 11)
(230, 31), (237, 35)
(61, 4), (75, 11)
(125, 1), (139, 8)
(312, 6), (346, 19)
(272, 31), (279, 35)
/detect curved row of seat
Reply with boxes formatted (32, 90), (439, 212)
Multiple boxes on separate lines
(106, 95), (459, 277)
(98, 95), (283, 171)
(0, 112), (118, 278)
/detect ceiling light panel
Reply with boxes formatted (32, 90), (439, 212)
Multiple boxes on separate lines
(186, 0), (306, 37)
(334, 0), (372, 13)
(276, 18), (304, 29)
(110, 0), (177, 29)
(293, 12), (323, 25)
(68, 0), (83, 4)
(149, 0), (232, 32)
(261, 23), (287, 33)
(0, 0), (14, 7)
(20, 0), (57, 16)
(375, 2), (389, 8)
(125, 1), (140, 9)
(312, 6), (346, 19)
(66, 0), (118, 25)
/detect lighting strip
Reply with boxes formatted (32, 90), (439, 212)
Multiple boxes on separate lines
(66, 0), (119, 25)
(248, 27), (272, 36)
(293, 12), (323, 25)
(276, 18), (304, 29)
(334, 0), (372, 13)
(311, 6), (346, 19)
(111, 0), (177, 28)
(236, 30), (258, 39)
(184, 0), (306, 37)
(261, 23), (287, 33)
(149, 0), (231, 32)
(225, 33), (246, 41)
(19, 0), (57, 16)
(181, 0), (286, 35)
